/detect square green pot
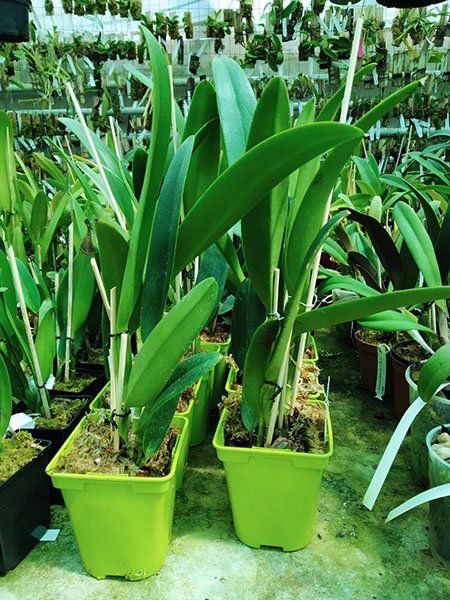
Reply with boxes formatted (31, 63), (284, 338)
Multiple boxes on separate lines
(201, 337), (231, 408)
(213, 404), (333, 551)
(46, 414), (189, 580)
(189, 375), (211, 447)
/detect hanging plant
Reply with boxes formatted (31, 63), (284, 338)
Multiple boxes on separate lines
(285, 1), (304, 41)
(118, 0), (129, 19)
(137, 41), (145, 63)
(86, 0), (96, 15)
(204, 11), (230, 53)
(289, 74), (316, 100)
(108, 0), (118, 15)
(62, 0), (73, 13)
(45, 0), (54, 16)
(183, 12), (194, 39)
(167, 14), (179, 40)
(189, 53), (200, 75)
(154, 12), (167, 40)
(97, 0), (107, 15)
(271, 0), (283, 34)
(242, 31), (283, 72)
(312, 0), (326, 16)
(130, 0), (142, 21)
(177, 36), (184, 65)
(234, 11), (244, 43)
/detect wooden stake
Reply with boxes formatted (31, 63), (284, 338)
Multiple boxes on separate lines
(109, 287), (119, 450)
(289, 18), (364, 414)
(55, 272), (61, 372)
(115, 332), (128, 452)
(66, 82), (127, 231)
(271, 268), (280, 318)
(7, 245), (51, 419)
(90, 257), (111, 318)
(108, 116), (122, 160)
(64, 223), (74, 382)
(168, 64), (178, 154)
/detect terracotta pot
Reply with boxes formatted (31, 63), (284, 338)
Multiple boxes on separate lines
(391, 341), (415, 421)
(354, 330), (393, 399)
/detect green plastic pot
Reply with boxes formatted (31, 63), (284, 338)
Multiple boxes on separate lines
(189, 375), (211, 446)
(46, 414), (188, 580)
(426, 424), (450, 564)
(213, 404), (333, 551)
(201, 337), (231, 408)
(89, 382), (110, 410)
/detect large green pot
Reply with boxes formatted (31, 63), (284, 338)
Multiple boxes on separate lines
(46, 414), (188, 580)
(213, 404), (333, 551)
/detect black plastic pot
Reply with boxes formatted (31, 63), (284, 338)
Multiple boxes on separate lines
(0, 0), (31, 42)
(0, 439), (51, 574)
(31, 394), (92, 505)
(51, 369), (107, 399)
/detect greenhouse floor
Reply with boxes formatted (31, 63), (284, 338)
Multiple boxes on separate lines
(2, 329), (449, 600)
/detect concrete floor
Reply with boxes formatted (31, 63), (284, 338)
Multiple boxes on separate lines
(2, 329), (450, 600)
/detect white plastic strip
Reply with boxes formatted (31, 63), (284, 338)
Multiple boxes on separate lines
(386, 483), (450, 522)
(375, 343), (390, 400)
(363, 397), (426, 510)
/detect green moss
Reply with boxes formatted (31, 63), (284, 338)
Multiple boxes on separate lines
(357, 328), (396, 346)
(0, 431), (41, 483)
(53, 373), (96, 393)
(35, 397), (85, 429)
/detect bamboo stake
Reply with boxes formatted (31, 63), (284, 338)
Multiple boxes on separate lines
(271, 268), (280, 319)
(109, 287), (119, 450)
(64, 223), (74, 382)
(289, 17), (364, 414)
(66, 82), (127, 231)
(114, 332), (128, 452)
(7, 245), (51, 419)
(55, 272), (61, 372)
(168, 64), (178, 154)
(90, 257), (111, 318)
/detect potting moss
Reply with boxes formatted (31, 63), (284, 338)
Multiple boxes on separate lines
(53, 373), (97, 393)
(58, 411), (180, 477)
(200, 322), (230, 344)
(0, 431), (41, 482)
(34, 397), (85, 429)
(357, 328), (396, 345)
(177, 386), (195, 413)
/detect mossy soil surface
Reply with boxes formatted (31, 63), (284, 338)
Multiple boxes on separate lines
(0, 432), (41, 483)
(2, 329), (450, 600)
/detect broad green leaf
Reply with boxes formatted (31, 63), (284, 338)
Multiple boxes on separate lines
(231, 278), (266, 371)
(196, 243), (229, 325)
(40, 192), (68, 263)
(348, 251), (383, 292)
(95, 220), (129, 300)
(132, 147), (148, 199)
(134, 352), (222, 437)
(0, 353), (12, 445)
(348, 209), (403, 289)
(125, 278), (218, 409)
(182, 81), (220, 213)
(435, 202), (450, 283)
(353, 156), (382, 196)
(173, 122), (364, 276)
(215, 234), (245, 290)
(16, 258), (40, 313)
(33, 153), (66, 184)
(418, 343), (450, 403)
(141, 136), (194, 340)
(393, 201), (442, 289)
(35, 308), (56, 383)
(323, 239), (348, 266)
(242, 77), (290, 311)
(212, 55), (256, 165)
(141, 394), (179, 460)
(318, 273), (378, 298)
(0, 111), (16, 214)
(294, 286), (450, 334)
(30, 191), (48, 243)
(242, 319), (280, 424)
(358, 311), (434, 334)
(116, 28), (171, 331)
(56, 251), (96, 336)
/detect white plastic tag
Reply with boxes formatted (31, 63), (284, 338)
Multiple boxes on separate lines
(9, 413), (35, 432)
(375, 344), (390, 400)
(386, 483), (450, 523)
(46, 374), (55, 390)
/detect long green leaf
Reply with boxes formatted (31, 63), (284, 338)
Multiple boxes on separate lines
(242, 77), (290, 311)
(35, 308), (56, 383)
(0, 111), (16, 214)
(141, 136), (194, 339)
(173, 122), (364, 276)
(393, 201), (442, 289)
(125, 278), (218, 409)
(196, 243), (229, 325)
(294, 286), (450, 334)
(231, 278), (266, 371)
(418, 343), (450, 403)
(57, 251), (96, 335)
(212, 55), (256, 165)
(358, 311), (434, 333)
(116, 28), (171, 331)
(30, 191), (48, 243)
